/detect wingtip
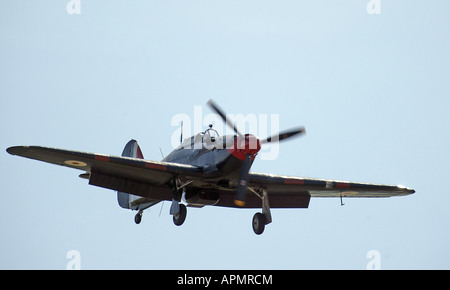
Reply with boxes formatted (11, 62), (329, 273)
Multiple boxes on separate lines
(397, 185), (416, 194)
(6, 146), (26, 156)
(397, 185), (415, 195)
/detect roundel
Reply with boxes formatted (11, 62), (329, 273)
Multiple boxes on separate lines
(64, 160), (87, 167)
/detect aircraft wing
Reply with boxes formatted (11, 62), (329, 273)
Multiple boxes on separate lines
(249, 172), (414, 197)
(7, 146), (414, 209)
(215, 172), (414, 209)
(6, 146), (203, 201)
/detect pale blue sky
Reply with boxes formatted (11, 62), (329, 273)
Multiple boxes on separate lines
(1, 0), (449, 269)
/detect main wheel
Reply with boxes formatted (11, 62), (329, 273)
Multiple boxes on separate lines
(173, 204), (187, 226)
(252, 213), (266, 235)
(134, 212), (142, 224)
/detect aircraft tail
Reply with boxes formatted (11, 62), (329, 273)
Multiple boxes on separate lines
(121, 139), (144, 159)
(117, 140), (144, 209)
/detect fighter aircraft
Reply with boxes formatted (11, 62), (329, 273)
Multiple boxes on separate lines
(6, 100), (414, 234)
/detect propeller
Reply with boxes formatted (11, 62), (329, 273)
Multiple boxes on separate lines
(206, 100), (306, 207)
(207, 99), (243, 137)
(260, 127), (306, 144)
(235, 154), (252, 206)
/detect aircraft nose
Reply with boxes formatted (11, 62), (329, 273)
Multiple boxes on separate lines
(239, 134), (261, 155)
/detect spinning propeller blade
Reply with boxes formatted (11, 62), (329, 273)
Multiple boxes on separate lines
(234, 154), (252, 206)
(207, 100), (306, 207)
(260, 127), (306, 144)
(207, 99), (243, 137)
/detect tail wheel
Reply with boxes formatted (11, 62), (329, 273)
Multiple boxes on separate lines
(252, 213), (266, 235)
(173, 204), (187, 226)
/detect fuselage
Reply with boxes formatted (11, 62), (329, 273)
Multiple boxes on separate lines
(162, 131), (260, 181)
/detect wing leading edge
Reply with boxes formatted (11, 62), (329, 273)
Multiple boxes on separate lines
(213, 173), (414, 209)
(248, 172), (415, 197)
(6, 145), (203, 201)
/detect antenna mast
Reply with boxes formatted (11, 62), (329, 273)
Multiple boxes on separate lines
(180, 121), (183, 144)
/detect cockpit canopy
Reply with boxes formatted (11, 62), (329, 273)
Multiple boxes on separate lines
(178, 125), (234, 150)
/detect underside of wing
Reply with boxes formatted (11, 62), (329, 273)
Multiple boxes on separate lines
(6, 146), (203, 201)
(249, 172), (415, 198)
(218, 172), (416, 209)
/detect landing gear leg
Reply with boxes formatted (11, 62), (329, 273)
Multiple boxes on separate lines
(261, 188), (272, 225)
(250, 188), (272, 235)
(170, 179), (187, 226)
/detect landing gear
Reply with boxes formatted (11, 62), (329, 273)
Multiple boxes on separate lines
(133, 203), (187, 226)
(132, 178), (191, 227)
(249, 188), (272, 235)
(173, 204), (187, 226)
(170, 179), (189, 227)
(252, 213), (266, 235)
(134, 210), (143, 224)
